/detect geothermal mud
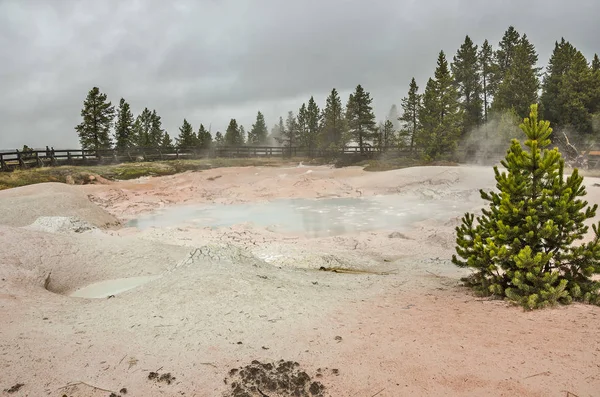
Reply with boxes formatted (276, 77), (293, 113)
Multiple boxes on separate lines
(1, 164), (599, 397)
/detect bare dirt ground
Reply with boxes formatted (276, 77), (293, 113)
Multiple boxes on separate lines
(1, 164), (599, 397)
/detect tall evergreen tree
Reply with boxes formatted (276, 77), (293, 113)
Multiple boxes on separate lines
(558, 50), (595, 135)
(493, 36), (540, 119)
(114, 98), (135, 150)
(224, 119), (243, 146)
(452, 35), (483, 135)
(417, 51), (462, 159)
(494, 26), (521, 85)
(302, 96), (321, 153)
(239, 125), (246, 145)
(176, 119), (196, 148)
(278, 111), (299, 152)
(320, 88), (347, 149)
(346, 84), (377, 153)
(297, 103), (309, 147)
(148, 110), (164, 148)
(591, 54), (600, 116)
(133, 108), (153, 147)
(541, 38), (577, 125)
(453, 104), (600, 309)
(592, 54), (600, 72)
(197, 124), (212, 149)
(161, 131), (175, 150)
(479, 39), (496, 121)
(399, 78), (421, 150)
(375, 120), (395, 149)
(214, 131), (224, 146)
(248, 111), (268, 145)
(75, 87), (115, 150)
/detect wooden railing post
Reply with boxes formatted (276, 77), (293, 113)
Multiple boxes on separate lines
(50, 147), (57, 166)
(35, 151), (43, 167)
(16, 150), (27, 168)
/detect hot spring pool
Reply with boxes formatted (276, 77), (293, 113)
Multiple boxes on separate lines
(127, 196), (470, 237)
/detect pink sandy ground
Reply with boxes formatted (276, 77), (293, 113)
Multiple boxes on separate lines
(1, 164), (599, 397)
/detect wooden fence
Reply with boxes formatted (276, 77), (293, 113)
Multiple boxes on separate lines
(0, 145), (420, 172)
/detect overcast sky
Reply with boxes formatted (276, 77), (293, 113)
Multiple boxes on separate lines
(1, 0), (599, 149)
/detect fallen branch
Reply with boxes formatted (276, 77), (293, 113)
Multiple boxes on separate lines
(56, 381), (117, 394)
(524, 370), (551, 379)
(371, 388), (386, 397)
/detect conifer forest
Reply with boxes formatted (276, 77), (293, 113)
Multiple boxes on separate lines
(75, 26), (600, 163)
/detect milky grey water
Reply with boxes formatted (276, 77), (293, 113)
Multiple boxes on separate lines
(127, 195), (471, 238)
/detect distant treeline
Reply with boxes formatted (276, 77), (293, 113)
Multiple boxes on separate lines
(70, 25), (600, 161)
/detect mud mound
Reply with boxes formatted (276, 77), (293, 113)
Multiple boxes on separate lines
(0, 182), (118, 228)
(24, 216), (98, 234)
(223, 360), (326, 397)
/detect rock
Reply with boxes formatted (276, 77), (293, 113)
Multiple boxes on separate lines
(65, 175), (75, 185)
(388, 231), (409, 239)
(89, 175), (96, 181)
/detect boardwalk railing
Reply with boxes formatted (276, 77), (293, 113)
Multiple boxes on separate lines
(0, 145), (422, 171)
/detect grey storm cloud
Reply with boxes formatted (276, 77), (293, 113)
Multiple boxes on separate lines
(1, 0), (599, 149)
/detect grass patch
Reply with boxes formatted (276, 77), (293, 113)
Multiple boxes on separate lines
(0, 157), (320, 191)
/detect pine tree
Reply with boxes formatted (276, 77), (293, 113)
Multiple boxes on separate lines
(75, 87), (115, 150)
(593, 54), (600, 72)
(176, 119), (196, 148)
(375, 120), (395, 150)
(239, 125), (246, 145)
(297, 103), (309, 147)
(214, 131), (224, 146)
(301, 96), (321, 154)
(248, 111), (268, 145)
(399, 77), (421, 150)
(114, 98), (135, 150)
(161, 132), (175, 150)
(453, 104), (600, 309)
(148, 110), (165, 148)
(479, 39), (496, 121)
(320, 88), (347, 149)
(541, 38), (577, 126)
(197, 124), (212, 149)
(133, 108), (153, 147)
(558, 50), (595, 135)
(494, 26), (521, 85)
(591, 54), (600, 115)
(224, 119), (243, 146)
(417, 51), (462, 159)
(452, 35), (483, 135)
(493, 36), (540, 119)
(278, 111), (299, 153)
(346, 84), (377, 153)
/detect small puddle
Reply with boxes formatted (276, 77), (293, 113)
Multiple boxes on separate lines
(69, 275), (161, 299)
(127, 196), (471, 237)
